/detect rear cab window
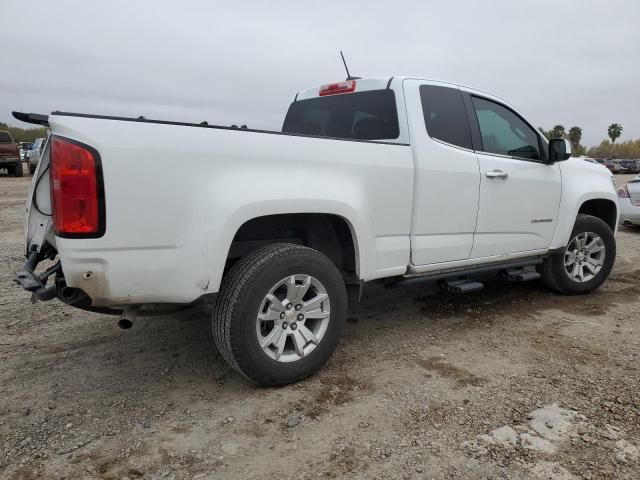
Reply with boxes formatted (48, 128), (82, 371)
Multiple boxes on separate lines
(419, 85), (472, 149)
(282, 89), (400, 141)
(0, 132), (13, 143)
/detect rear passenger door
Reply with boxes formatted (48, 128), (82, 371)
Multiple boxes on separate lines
(404, 80), (480, 265)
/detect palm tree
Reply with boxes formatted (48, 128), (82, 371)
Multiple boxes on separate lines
(608, 123), (623, 158)
(568, 126), (582, 156)
(550, 125), (566, 139)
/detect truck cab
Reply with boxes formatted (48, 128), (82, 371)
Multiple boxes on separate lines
(285, 77), (616, 269)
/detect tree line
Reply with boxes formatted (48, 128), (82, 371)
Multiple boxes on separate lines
(538, 123), (636, 159)
(0, 122), (49, 144)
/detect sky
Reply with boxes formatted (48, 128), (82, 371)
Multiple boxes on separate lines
(1, 0), (639, 147)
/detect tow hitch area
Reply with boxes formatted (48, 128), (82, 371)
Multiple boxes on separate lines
(14, 250), (60, 302)
(14, 249), (123, 315)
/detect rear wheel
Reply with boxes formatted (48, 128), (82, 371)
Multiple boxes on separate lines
(14, 161), (23, 177)
(212, 243), (347, 386)
(539, 214), (615, 294)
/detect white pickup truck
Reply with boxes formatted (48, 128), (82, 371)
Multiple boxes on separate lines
(14, 77), (619, 386)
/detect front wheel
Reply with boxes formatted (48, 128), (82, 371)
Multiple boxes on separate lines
(14, 161), (24, 177)
(212, 243), (347, 386)
(539, 214), (616, 294)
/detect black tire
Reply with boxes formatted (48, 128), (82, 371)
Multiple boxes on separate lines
(14, 161), (24, 177)
(539, 214), (615, 294)
(29, 166), (36, 175)
(212, 243), (347, 386)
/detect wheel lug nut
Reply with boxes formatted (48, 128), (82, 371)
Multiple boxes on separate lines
(282, 322), (288, 329)
(280, 312), (286, 320)
(291, 323), (298, 330)
(297, 314), (304, 321)
(286, 303), (293, 310)
(295, 304), (302, 311)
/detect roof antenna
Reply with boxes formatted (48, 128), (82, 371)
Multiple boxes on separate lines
(340, 51), (361, 81)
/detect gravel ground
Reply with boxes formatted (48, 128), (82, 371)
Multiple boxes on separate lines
(1, 172), (639, 480)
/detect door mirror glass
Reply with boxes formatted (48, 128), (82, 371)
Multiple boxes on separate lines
(549, 138), (572, 161)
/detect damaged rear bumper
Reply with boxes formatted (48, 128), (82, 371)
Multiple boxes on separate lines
(14, 250), (121, 315)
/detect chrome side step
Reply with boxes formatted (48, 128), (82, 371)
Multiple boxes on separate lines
(439, 278), (484, 294)
(502, 268), (541, 282)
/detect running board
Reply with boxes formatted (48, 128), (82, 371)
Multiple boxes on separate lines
(385, 258), (544, 289)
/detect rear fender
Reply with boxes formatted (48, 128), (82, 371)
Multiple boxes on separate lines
(210, 199), (370, 293)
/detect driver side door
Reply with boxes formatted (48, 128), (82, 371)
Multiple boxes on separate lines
(467, 94), (562, 258)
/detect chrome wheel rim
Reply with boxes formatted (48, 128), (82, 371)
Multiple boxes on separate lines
(564, 232), (606, 283)
(256, 275), (330, 363)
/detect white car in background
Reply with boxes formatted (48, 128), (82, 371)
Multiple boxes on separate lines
(618, 175), (640, 227)
(26, 137), (45, 174)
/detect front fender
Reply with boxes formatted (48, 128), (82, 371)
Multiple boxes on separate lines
(550, 160), (618, 249)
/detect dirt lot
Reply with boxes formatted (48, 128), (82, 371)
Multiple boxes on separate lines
(1, 172), (639, 480)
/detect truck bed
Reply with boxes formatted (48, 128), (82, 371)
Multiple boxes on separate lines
(25, 111), (414, 307)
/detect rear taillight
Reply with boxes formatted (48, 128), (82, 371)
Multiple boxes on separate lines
(50, 137), (105, 237)
(617, 185), (630, 198)
(319, 80), (356, 96)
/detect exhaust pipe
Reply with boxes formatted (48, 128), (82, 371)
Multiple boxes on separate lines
(118, 318), (133, 329)
(118, 306), (140, 329)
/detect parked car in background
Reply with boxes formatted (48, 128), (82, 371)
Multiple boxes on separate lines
(614, 160), (629, 174)
(19, 142), (31, 161)
(620, 159), (640, 174)
(600, 159), (620, 173)
(26, 137), (45, 174)
(0, 130), (23, 177)
(618, 174), (640, 227)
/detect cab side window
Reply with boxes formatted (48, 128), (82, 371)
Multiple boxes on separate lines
(471, 96), (540, 160)
(420, 85), (472, 150)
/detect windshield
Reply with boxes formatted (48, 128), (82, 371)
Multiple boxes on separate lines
(282, 89), (399, 141)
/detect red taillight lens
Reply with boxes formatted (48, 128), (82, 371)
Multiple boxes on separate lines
(617, 185), (630, 198)
(319, 80), (356, 96)
(50, 137), (104, 237)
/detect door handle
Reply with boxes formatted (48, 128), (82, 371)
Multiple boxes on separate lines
(486, 170), (508, 179)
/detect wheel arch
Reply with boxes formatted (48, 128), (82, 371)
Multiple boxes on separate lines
(214, 210), (366, 292)
(550, 192), (619, 250)
(577, 198), (618, 232)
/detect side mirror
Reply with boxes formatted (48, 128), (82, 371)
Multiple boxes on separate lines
(549, 138), (572, 161)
